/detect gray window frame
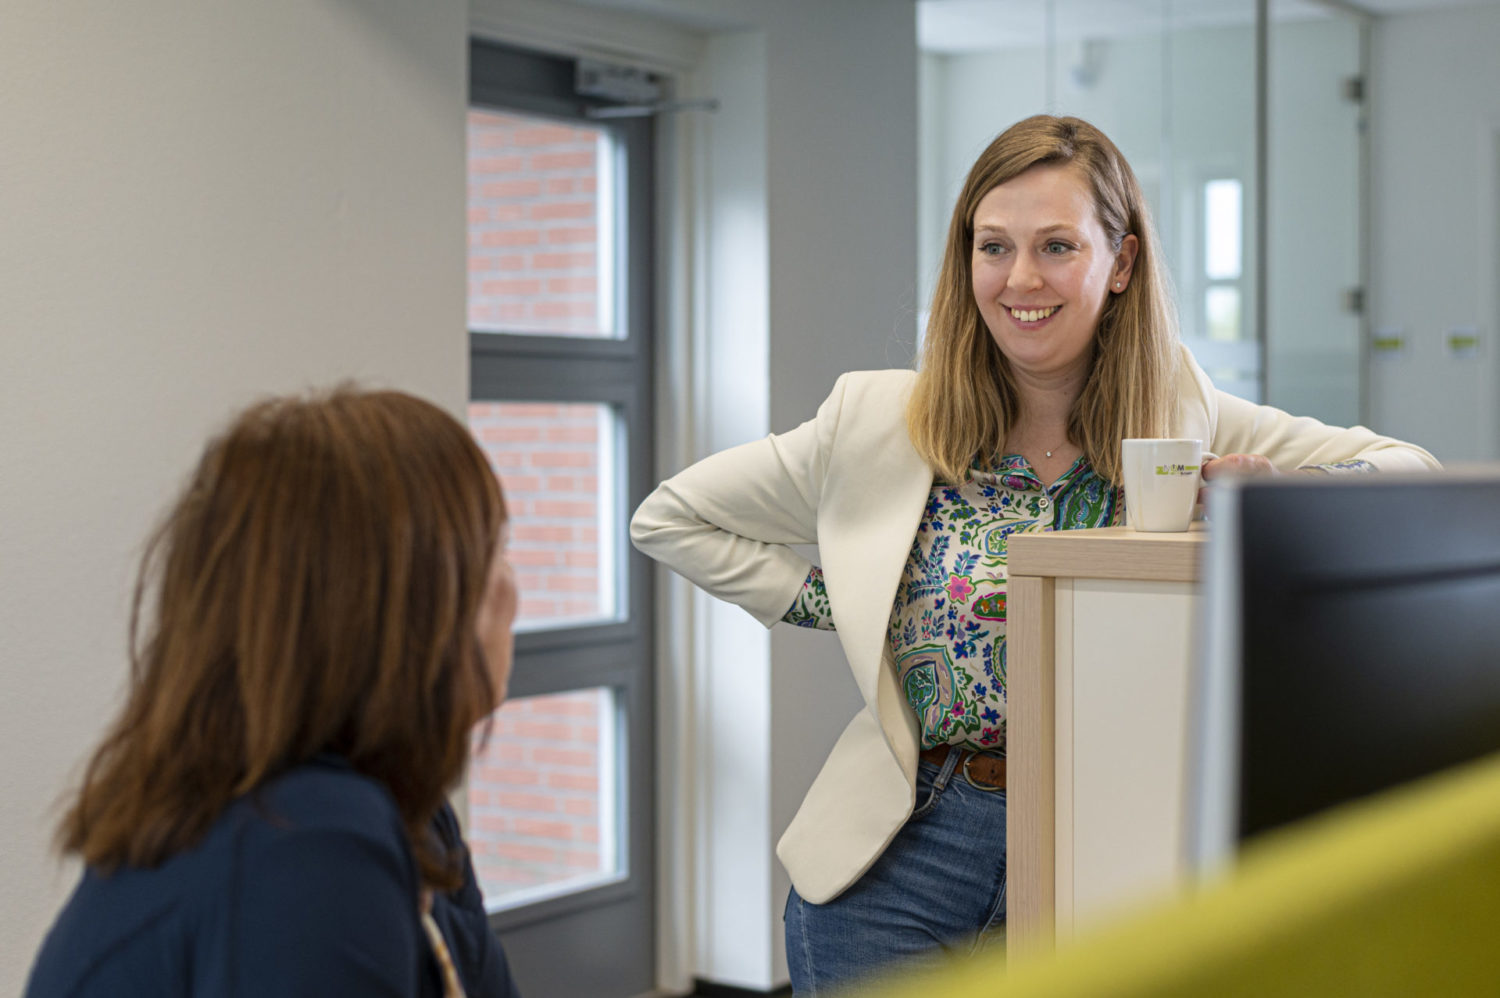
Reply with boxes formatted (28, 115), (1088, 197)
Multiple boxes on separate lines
(467, 37), (656, 991)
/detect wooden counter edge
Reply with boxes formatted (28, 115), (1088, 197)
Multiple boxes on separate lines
(1007, 573), (1056, 953)
(1008, 524), (1207, 584)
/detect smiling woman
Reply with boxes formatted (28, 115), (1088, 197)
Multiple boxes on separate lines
(629, 113), (1439, 996)
(969, 164), (1138, 438)
(912, 116), (1178, 491)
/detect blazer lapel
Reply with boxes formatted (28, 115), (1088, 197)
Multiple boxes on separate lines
(815, 383), (933, 728)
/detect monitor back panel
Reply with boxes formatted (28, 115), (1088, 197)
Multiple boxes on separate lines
(1237, 475), (1500, 841)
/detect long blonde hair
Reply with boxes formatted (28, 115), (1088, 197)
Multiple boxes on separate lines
(907, 114), (1179, 485)
(58, 388), (505, 891)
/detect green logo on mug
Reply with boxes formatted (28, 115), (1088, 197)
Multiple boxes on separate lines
(1154, 463), (1194, 476)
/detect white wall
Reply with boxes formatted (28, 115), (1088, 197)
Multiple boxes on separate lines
(1368, 2), (1500, 462)
(0, 0), (467, 991)
(692, 27), (780, 988)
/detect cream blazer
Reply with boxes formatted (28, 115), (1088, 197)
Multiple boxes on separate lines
(629, 347), (1440, 904)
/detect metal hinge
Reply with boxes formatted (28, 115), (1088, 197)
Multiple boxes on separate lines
(577, 58), (662, 104)
(1342, 75), (1365, 103)
(575, 58), (718, 119)
(1344, 287), (1365, 315)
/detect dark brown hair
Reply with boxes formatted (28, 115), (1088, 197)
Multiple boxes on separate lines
(58, 388), (505, 890)
(907, 114), (1179, 485)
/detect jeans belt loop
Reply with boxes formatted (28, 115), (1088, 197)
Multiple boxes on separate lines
(931, 744), (963, 793)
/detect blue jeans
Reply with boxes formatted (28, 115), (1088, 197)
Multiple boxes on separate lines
(783, 751), (1007, 996)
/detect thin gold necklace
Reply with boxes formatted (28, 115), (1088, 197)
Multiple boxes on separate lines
(1004, 441), (1067, 460)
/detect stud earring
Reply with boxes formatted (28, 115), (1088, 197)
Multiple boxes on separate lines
(1115, 282), (1123, 290)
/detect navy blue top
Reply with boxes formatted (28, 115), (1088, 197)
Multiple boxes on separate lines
(25, 757), (520, 998)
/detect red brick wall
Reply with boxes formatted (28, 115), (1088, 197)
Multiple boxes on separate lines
(468, 401), (607, 625)
(466, 398), (613, 902)
(467, 109), (606, 337)
(465, 107), (622, 907)
(468, 689), (609, 897)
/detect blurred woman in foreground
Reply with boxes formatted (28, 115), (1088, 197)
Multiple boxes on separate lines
(27, 388), (521, 997)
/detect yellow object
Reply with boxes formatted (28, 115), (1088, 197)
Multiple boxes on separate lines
(860, 751), (1500, 997)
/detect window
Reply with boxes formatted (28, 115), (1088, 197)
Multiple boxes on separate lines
(1203, 178), (1245, 343)
(464, 38), (656, 998)
(467, 110), (618, 339)
(468, 687), (619, 907)
(469, 400), (621, 629)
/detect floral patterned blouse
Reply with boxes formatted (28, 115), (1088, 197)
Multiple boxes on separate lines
(784, 454), (1119, 753)
(782, 453), (1376, 755)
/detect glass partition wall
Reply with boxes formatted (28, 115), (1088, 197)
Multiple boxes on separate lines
(1267, 0), (1365, 426)
(918, 0), (1367, 422)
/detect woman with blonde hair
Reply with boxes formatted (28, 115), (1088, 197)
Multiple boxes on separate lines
(27, 389), (521, 997)
(631, 114), (1438, 994)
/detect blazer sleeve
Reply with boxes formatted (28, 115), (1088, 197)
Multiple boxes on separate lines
(630, 374), (849, 628)
(1179, 351), (1441, 472)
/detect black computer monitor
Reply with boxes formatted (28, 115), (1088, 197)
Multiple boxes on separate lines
(1186, 471), (1500, 872)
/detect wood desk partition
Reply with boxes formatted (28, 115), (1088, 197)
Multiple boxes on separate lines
(1007, 525), (1208, 952)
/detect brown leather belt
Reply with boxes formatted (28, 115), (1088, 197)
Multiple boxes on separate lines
(920, 744), (1006, 791)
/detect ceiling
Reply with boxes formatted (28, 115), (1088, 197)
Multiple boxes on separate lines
(918, 0), (1500, 52)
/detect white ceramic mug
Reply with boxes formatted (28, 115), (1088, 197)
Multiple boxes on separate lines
(1122, 438), (1204, 532)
